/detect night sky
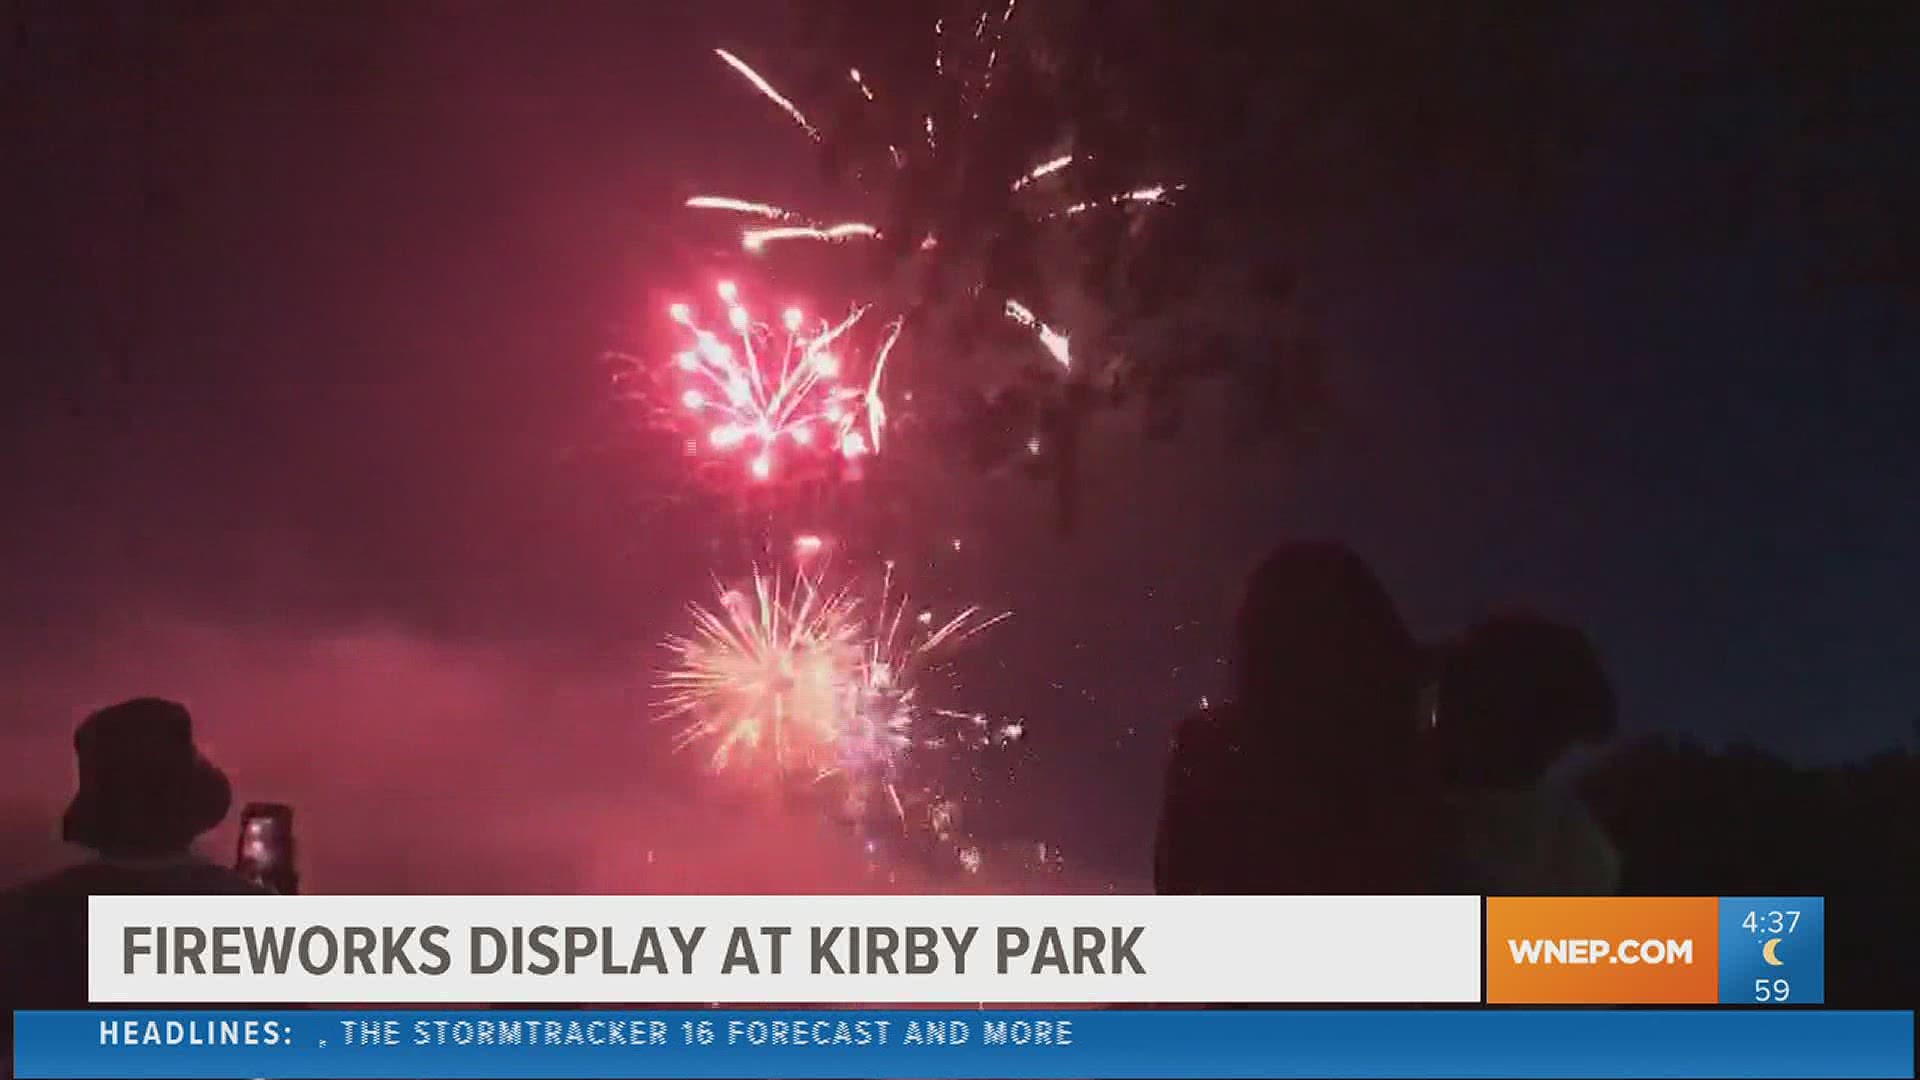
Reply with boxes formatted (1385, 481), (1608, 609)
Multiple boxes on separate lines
(3, 5), (1914, 892)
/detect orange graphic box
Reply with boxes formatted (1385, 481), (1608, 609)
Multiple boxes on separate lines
(1486, 897), (1720, 1004)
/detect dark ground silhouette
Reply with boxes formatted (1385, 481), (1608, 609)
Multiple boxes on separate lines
(1579, 738), (1917, 1007)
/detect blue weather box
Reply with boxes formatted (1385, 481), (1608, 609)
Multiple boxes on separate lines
(1718, 897), (1824, 1004)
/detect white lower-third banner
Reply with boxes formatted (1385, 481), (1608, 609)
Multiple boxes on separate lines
(89, 894), (1481, 1004)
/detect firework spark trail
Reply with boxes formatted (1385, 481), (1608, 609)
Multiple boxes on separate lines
(863, 318), (904, 454)
(1058, 183), (1185, 218)
(868, 562), (1012, 692)
(668, 281), (888, 480)
(979, 0), (1019, 98)
(686, 195), (880, 252)
(839, 561), (1014, 823)
(742, 222), (881, 253)
(715, 48), (820, 141)
(685, 196), (795, 219)
(1012, 153), (1074, 190)
(1004, 298), (1072, 369)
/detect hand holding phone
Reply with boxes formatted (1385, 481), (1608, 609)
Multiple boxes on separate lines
(234, 802), (299, 894)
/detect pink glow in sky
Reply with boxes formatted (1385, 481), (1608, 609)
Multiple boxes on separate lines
(0, 617), (1083, 895)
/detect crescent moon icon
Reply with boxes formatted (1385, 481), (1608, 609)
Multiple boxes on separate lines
(1762, 937), (1785, 966)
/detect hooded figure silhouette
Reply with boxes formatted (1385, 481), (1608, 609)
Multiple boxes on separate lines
(2, 699), (264, 1063)
(1155, 542), (1443, 895)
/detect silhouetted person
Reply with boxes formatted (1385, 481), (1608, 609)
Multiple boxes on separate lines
(1430, 614), (1620, 894)
(1155, 541), (1444, 895)
(0, 699), (263, 1066)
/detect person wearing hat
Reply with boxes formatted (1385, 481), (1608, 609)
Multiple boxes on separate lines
(1, 698), (265, 1057)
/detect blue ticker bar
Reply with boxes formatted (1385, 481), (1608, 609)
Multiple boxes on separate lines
(12, 1008), (1914, 1079)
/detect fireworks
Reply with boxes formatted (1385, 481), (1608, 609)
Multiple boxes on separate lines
(685, 196), (881, 254)
(713, 48), (818, 141)
(741, 222), (880, 253)
(696, 14), (1179, 375)
(1003, 298), (1072, 369)
(1012, 153), (1074, 190)
(667, 279), (903, 481)
(659, 561), (1013, 818)
(684, 195), (791, 220)
(660, 568), (863, 773)
(659, 10), (1114, 883)
(1055, 183), (1183, 219)
(841, 561), (1015, 786)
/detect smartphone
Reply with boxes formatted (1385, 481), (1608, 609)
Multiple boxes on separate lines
(234, 802), (299, 894)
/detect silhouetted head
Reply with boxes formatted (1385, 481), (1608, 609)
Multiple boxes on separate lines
(61, 698), (233, 857)
(1232, 541), (1421, 765)
(1434, 613), (1617, 788)
(1153, 543), (1434, 894)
